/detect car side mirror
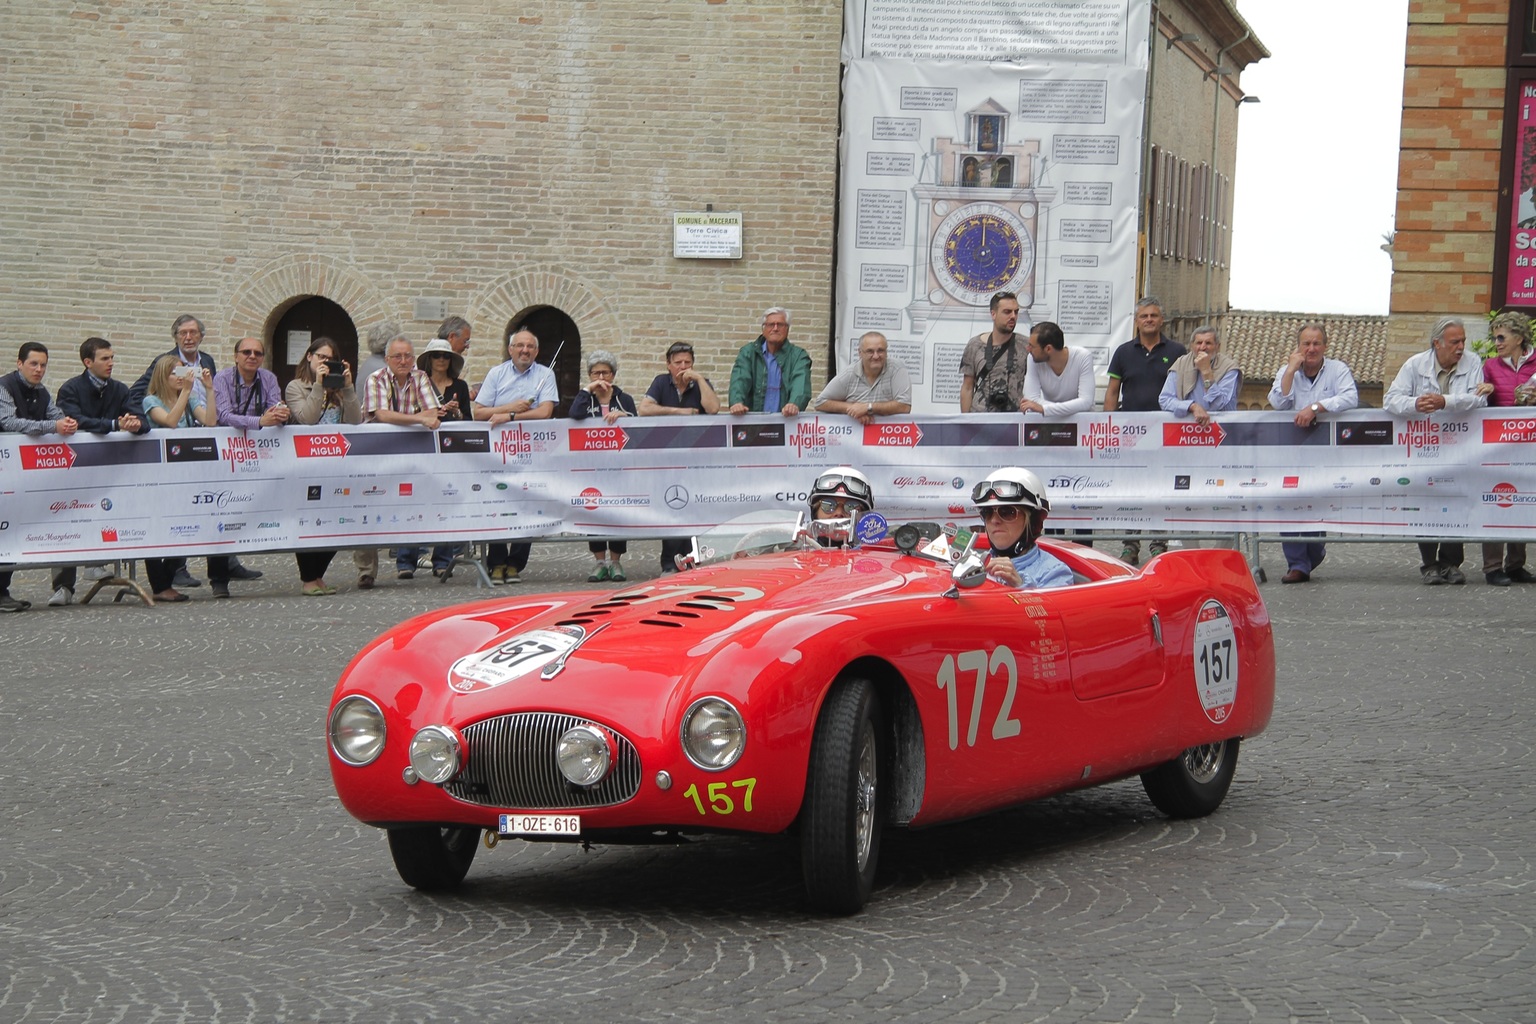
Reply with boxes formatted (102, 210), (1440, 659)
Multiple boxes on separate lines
(674, 538), (699, 572)
(951, 551), (989, 589)
(944, 532), (986, 597)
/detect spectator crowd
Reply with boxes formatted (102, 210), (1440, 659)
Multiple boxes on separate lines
(2, 296), (1530, 612)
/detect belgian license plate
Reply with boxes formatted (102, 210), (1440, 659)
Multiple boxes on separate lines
(499, 813), (581, 836)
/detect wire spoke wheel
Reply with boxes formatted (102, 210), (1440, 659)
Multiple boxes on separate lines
(1140, 737), (1240, 818)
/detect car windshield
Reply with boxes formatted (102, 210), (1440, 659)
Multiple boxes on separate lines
(676, 510), (817, 568)
(674, 510), (980, 571)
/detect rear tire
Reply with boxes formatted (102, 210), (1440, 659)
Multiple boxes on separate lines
(387, 825), (480, 890)
(1140, 738), (1240, 818)
(801, 677), (885, 914)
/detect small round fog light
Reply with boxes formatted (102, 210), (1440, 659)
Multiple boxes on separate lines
(557, 724), (614, 786)
(408, 725), (463, 784)
(680, 697), (745, 771)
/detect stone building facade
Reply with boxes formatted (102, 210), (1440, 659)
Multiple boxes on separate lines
(2, 1), (843, 397)
(1140, 0), (1266, 340)
(1, 1), (1258, 401)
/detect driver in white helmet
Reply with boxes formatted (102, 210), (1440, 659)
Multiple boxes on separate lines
(972, 467), (1073, 589)
(808, 466), (873, 521)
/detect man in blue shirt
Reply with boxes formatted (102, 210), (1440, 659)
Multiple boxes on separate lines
(1267, 323), (1360, 584)
(472, 328), (558, 583)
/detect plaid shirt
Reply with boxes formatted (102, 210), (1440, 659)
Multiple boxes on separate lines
(364, 367), (441, 420)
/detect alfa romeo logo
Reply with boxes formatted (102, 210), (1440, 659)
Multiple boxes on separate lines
(665, 485), (689, 510)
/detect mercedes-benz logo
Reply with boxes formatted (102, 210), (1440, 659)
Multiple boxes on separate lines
(665, 485), (690, 510)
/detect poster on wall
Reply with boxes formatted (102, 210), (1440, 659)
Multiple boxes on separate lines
(1506, 78), (1536, 307)
(834, 58), (1146, 413)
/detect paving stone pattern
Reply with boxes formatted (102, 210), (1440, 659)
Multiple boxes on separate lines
(1, 541), (1531, 1022)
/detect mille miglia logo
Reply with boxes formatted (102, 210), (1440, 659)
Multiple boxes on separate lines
(790, 418), (829, 457)
(1396, 419), (1440, 457)
(221, 436), (260, 472)
(494, 426), (532, 463)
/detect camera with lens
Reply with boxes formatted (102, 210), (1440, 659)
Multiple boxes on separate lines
(981, 374), (1013, 412)
(322, 360), (345, 389)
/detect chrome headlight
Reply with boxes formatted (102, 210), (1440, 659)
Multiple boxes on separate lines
(408, 725), (463, 784)
(556, 724), (614, 786)
(680, 697), (745, 771)
(329, 696), (386, 766)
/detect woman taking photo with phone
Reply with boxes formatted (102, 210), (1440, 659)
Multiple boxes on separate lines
(285, 336), (362, 595)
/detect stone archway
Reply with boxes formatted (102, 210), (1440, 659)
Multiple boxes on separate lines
(466, 266), (621, 391)
(223, 254), (397, 359)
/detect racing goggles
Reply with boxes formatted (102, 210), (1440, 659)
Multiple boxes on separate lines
(811, 471), (873, 505)
(971, 479), (1036, 505)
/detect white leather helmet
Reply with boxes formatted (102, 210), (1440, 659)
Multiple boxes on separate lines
(808, 466), (874, 517)
(971, 467), (1049, 515)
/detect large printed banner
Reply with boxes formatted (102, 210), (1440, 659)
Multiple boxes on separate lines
(835, 48), (1147, 412)
(3, 412), (1535, 566)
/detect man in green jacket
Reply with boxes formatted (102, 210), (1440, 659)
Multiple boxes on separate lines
(728, 307), (812, 416)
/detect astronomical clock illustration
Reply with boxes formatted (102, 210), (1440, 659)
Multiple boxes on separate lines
(909, 99), (1055, 330)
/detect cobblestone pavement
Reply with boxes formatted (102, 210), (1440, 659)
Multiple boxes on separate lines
(1, 540), (1531, 1023)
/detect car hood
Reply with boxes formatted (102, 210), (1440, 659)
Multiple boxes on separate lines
(339, 547), (945, 730)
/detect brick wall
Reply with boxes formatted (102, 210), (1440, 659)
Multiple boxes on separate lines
(0, 2), (842, 392)
(1387, 0), (1509, 368)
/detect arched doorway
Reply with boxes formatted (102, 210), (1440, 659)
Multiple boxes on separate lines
(268, 296), (359, 390)
(508, 306), (581, 415)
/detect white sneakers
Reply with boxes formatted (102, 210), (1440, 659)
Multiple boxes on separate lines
(48, 587), (74, 607)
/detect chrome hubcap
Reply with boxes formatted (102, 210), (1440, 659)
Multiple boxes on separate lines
(853, 722), (877, 867)
(1183, 741), (1226, 784)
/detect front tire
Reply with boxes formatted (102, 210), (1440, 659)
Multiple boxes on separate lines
(387, 825), (480, 890)
(801, 677), (885, 914)
(1140, 738), (1240, 818)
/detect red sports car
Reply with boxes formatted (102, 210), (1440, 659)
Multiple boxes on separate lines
(327, 513), (1275, 913)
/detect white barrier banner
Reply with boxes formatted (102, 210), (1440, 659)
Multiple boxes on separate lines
(3, 411), (1535, 566)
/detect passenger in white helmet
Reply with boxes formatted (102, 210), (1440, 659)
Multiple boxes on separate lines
(808, 466), (873, 521)
(972, 467), (1073, 589)
(804, 467), (874, 549)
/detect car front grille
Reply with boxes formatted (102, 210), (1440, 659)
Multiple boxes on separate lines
(444, 712), (642, 809)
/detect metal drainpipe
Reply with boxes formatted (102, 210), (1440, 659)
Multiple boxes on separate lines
(1139, 0), (1161, 298)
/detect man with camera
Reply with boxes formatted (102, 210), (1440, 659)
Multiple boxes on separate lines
(959, 292), (1029, 413)
(214, 337), (290, 430)
(190, 336), (290, 598)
